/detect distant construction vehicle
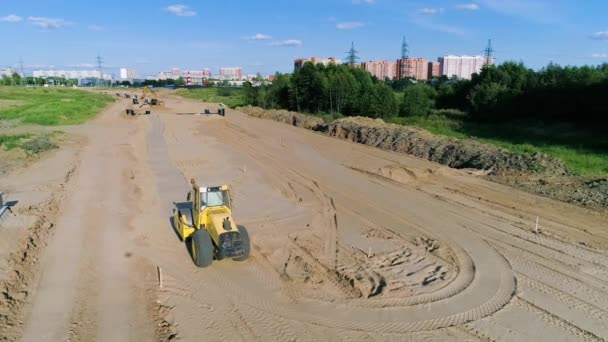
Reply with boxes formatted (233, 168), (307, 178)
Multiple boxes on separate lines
(141, 86), (162, 106)
(173, 179), (250, 267)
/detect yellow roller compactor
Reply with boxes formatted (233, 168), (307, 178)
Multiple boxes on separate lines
(173, 179), (250, 267)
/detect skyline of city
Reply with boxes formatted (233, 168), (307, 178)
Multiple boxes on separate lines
(1, 1), (607, 77)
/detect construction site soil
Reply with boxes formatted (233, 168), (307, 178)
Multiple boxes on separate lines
(0, 92), (607, 341)
(238, 106), (608, 211)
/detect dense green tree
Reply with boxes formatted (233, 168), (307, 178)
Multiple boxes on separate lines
(175, 77), (185, 87)
(368, 83), (398, 118)
(400, 84), (436, 116)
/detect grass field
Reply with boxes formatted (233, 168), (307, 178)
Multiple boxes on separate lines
(387, 111), (608, 176)
(0, 87), (114, 125)
(175, 88), (245, 108)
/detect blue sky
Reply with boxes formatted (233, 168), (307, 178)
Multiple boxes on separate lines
(1, 0), (608, 77)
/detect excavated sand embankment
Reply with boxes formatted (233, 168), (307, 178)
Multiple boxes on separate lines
(237, 106), (607, 209)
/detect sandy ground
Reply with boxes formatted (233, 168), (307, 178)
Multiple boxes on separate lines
(1, 92), (608, 341)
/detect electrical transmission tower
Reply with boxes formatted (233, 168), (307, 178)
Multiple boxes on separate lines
(19, 57), (25, 86)
(96, 53), (104, 87)
(484, 39), (494, 66)
(399, 36), (413, 83)
(401, 36), (409, 60)
(345, 42), (359, 66)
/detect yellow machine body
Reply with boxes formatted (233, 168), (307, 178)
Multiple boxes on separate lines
(173, 181), (248, 264)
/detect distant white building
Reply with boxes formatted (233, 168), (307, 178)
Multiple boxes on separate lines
(32, 69), (112, 80)
(1, 68), (18, 77)
(119, 68), (138, 80)
(438, 55), (492, 80)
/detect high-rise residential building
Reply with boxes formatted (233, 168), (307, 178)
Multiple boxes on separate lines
(428, 62), (441, 79)
(397, 58), (429, 80)
(119, 68), (139, 80)
(360, 61), (397, 80)
(171, 68), (181, 77)
(294, 57), (341, 70)
(438, 55), (490, 80)
(220, 67), (243, 80)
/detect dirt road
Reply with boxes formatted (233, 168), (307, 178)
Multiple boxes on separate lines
(2, 93), (608, 341)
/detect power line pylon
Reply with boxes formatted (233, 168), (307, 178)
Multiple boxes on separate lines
(401, 36), (409, 60)
(345, 42), (359, 66)
(96, 53), (104, 87)
(484, 39), (494, 66)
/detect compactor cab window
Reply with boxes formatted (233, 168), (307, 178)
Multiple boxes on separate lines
(201, 189), (229, 209)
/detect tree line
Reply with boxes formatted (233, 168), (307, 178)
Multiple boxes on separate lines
(242, 61), (608, 123)
(243, 63), (397, 118)
(1, 73), (79, 87)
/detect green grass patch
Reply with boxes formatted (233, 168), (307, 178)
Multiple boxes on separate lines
(388, 111), (608, 176)
(175, 88), (245, 108)
(0, 132), (58, 154)
(0, 87), (114, 125)
(0, 133), (32, 150)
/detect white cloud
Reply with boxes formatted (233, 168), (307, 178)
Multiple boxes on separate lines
(248, 33), (272, 40)
(68, 63), (96, 68)
(410, 17), (465, 35)
(25, 63), (55, 69)
(336, 21), (364, 30)
(476, 0), (557, 23)
(418, 8), (444, 15)
(165, 4), (197, 17)
(455, 3), (480, 11)
(88, 24), (103, 31)
(590, 31), (608, 40)
(27, 16), (68, 29)
(270, 39), (302, 47)
(591, 53), (608, 59)
(1, 14), (23, 22)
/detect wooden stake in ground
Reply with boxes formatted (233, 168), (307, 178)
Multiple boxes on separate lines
(157, 266), (163, 289)
(534, 216), (539, 234)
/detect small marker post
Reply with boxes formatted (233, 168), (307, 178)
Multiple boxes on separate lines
(157, 266), (163, 288)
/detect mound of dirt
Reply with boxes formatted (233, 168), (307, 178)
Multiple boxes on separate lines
(490, 175), (608, 209)
(238, 106), (569, 176)
(237, 106), (324, 130)
(321, 117), (570, 176)
(238, 106), (608, 210)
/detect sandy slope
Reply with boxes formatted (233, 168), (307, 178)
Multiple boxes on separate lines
(3, 93), (608, 341)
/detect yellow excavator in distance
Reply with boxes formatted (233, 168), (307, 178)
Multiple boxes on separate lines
(141, 86), (162, 106)
(173, 179), (250, 267)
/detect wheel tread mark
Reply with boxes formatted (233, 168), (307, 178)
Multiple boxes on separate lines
(514, 297), (603, 342)
(517, 275), (608, 326)
(202, 243), (515, 333)
(491, 243), (608, 310)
